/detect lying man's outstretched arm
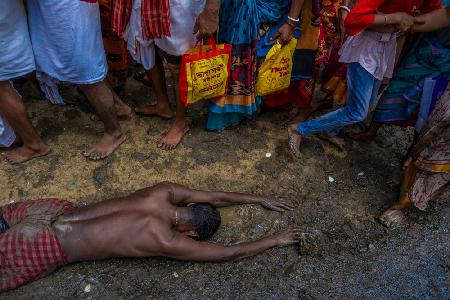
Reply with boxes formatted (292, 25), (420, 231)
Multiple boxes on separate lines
(161, 182), (295, 212)
(159, 228), (301, 262)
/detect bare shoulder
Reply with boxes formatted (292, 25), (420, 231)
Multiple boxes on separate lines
(132, 182), (174, 202)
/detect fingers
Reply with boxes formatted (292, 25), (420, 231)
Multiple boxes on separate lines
(278, 200), (295, 209)
(271, 206), (286, 213)
(274, 203), (294, 212)
(271, 32), (281, 41)
(275, 200), (296, 211)
(276, 228), (303, 246)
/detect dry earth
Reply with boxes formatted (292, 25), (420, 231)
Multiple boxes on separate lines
(1, 78), (449, 299)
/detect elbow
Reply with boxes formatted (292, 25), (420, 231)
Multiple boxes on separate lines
(157, 181), (174, 189)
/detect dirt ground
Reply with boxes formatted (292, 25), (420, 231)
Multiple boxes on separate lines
(1, 78), (449, 299)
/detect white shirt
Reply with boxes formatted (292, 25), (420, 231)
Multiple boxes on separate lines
(339, 31), (398, 80)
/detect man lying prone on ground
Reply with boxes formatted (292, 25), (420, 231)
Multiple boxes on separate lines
(0, 182), (300, 292)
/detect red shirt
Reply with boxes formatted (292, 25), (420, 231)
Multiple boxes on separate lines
(345, 0), (442, 36)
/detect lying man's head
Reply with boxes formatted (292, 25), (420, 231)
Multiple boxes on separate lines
(186, 204), (221, 240)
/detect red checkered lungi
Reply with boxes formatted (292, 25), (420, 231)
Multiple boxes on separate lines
(0, 199), (75, 292)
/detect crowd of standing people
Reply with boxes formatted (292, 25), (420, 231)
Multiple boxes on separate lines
(0, 0), (450, 292)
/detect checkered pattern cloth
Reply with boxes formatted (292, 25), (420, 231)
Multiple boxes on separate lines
(0, 199), (75, 292)
(112, 0), (171, 40)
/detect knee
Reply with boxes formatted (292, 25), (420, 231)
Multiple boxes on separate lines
(345, 109), (368, 124)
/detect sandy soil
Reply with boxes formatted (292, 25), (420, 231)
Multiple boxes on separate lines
(1, 79), (449, 299)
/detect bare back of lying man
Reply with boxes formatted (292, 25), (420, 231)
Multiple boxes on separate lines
(0, 182), (299, 292)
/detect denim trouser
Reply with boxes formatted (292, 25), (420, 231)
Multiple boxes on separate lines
(298, 63), (382, 136)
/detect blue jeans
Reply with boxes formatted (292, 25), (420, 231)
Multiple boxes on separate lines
(298, 63), (382, 136)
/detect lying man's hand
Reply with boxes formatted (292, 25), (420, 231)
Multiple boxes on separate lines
(260, 197), (295, 212)
(273, 228), (302, 247)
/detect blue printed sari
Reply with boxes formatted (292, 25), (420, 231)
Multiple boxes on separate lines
(207, 0), (290, 131)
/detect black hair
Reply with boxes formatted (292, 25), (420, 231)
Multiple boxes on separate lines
(188, 203), (221, 240)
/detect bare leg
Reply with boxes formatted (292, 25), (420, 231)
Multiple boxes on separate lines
(350, 122), (381, 143)
(289, 98), (333, 125)
(402, 132), (419, 170)
(289, 107), (314, 125)
(135, 55), (174, 119)
(379, 164), (416, 226)
(111, 85), (132, 117)
(158, 63), (189, 150)
(80, 81), (126, 160)
(89, 83), (132, 121)
(0, 81), (49, 164)
(25, 71), (42, 99)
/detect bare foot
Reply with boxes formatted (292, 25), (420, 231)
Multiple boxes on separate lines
(318, 132), (345, 151)
(83, 133), (127, 160)
(135, 103), (174, 120)
(4, 143), (50, 164)
(158, 121), (189, 150)
(288, 124), (302, 157)
(349, 130), (376, 143)
(379, 208), (406, 227)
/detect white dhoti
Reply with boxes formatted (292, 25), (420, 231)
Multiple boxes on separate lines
(27, 0), (108, 84)
(124, 0), (205, 70)
(0, 0), (35, 81)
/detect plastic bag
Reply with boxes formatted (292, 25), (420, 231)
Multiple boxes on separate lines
(256, 38), (297, 96)
(180, 39), (232, 106)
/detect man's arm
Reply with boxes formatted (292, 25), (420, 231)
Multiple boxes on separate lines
(193, 0), (220, 40)
(413, 8), (450, 32)
(161, 182), (295, 212)
(159, 229), (301, 262)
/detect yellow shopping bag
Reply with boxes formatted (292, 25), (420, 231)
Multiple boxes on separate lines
(256, 38), (297, 96)
(180, 39), (232, 106)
